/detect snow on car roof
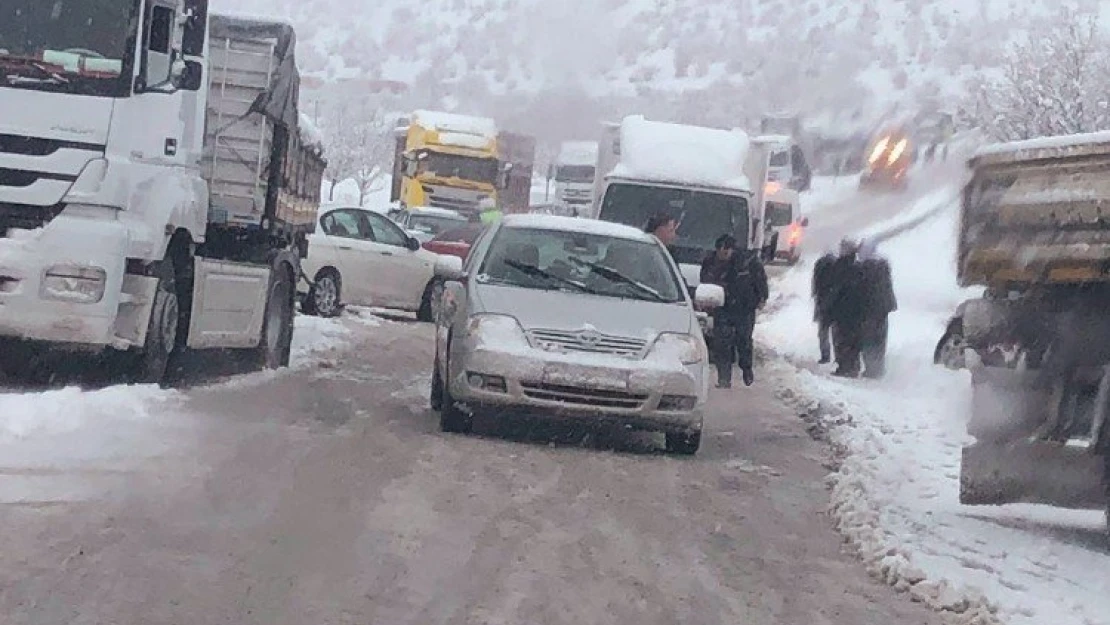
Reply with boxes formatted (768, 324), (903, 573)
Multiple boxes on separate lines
(407, 206), (465, 218)
(411, 110), (497, 139)
(611, 115), (751, 192)
(973, 130), (1110, 164)
(501, 214), (655, 242)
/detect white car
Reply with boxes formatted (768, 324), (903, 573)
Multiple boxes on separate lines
(762, 186), (808, 265)
(430, 213), (724, 454)
(391, 207), (468, 244)
(302, 207), (442, 321)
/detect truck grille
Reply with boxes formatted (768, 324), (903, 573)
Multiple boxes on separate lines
(0, 202), (66, 236)
(0, 133), (101, 157)
(520, 381), (647, 409)
(528, 328), (647, 357)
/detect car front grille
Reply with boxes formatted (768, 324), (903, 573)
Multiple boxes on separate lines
(520, 381), (647, 409)
(528, 328), (647, 357)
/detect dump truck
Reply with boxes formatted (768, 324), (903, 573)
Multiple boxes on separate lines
(391, 110), (508, 216)
(0, 6), (325, 383)
(938, 132), (1110, 523)
(497, 131), (536, 214)
(592, 115), (770, 291)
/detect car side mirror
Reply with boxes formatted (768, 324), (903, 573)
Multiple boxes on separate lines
(406, 236), (422, 251)
(434, 254), (465, 280)
(694, 283), (725, 309)
(801, 217), (810, 227)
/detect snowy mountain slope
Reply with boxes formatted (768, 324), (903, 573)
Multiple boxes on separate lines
(214, 0), (1089, 122)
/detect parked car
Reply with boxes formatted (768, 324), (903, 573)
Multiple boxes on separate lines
(301, 207), (443, 321)
(429, 213), (724, 454)
(392, 206), (468, 243)
(422, 222), (487, 261)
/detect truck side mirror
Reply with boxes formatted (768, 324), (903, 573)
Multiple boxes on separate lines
(801, 217), (810, 227)
(178, 60), (203, 91)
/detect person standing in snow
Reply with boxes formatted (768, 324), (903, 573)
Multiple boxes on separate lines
(811, 250), (838, 364)
(702, 235), (768, 387)
(827, 238), (866, 378)
(858, 239), (897, 379)
(700, 235), (737, 387)
(478, 197), (502, 225)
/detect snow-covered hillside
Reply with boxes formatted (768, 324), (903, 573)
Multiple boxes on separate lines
(214, 0), (1092, 135)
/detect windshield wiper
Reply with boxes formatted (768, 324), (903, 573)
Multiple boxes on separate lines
(503, 259), (598, 294)
(0, 55), (70, 86)
(568, 256), (667, 302)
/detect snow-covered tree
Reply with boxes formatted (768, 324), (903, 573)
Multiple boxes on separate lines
(320, 96), (396, 206)
(970, 10), (1110, 141)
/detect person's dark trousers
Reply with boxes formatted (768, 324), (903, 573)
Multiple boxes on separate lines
(734, 309), (756, 375)
(817, 316), (833, 363)
(832, 321), (863, 377)
(711, 317), (737, 387)
(861, 316), (889, 378)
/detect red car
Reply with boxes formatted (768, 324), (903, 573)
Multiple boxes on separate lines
(422, 223), (487, 261)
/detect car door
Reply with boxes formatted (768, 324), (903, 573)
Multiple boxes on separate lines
(320, 208), (383, 306)
(364, 211), (435, 310)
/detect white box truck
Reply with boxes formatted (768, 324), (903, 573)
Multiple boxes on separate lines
(592, 116), (769, 290)
(0, 4), (326, 383)
(549, 140), (598, 215)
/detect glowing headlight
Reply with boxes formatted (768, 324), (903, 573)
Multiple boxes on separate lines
(648, 332), (706, 365)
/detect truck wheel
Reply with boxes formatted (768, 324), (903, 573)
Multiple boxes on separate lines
(304, 268), (341, 318)
(665, 429), (701, 455)
(135, 260), (179, 386)
(254, 265), (295, 369)
(417, 279), (442, 323)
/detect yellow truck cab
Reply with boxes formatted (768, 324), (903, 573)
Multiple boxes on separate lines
(390, 110), (503, 216)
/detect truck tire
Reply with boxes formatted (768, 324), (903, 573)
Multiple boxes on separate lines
(253, 264), (295, 369)
(304, 268), (341, 318)
(135, 260), (179, 386)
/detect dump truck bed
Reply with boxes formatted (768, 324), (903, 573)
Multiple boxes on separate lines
(959, 132), (1110, 287)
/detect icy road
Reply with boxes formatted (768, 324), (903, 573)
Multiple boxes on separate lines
(0, 173), (954, 625)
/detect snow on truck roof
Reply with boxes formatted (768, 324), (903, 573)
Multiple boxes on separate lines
(610, 116), (751, 192)
(411, 110), (497, 138)
(972, 130), (1110, 165)
(501, 214), (655, 242)
(558, 141), (599, 164)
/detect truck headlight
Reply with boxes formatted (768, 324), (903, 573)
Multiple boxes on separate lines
(648, 332), (706, 365)
(40, 265), (107, 304)
(465, 314), (529, 352)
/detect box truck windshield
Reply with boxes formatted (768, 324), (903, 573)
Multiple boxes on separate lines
(555, 164), (595, 184)
(0, 0), (139, 96)
(598, 183), (749, 264)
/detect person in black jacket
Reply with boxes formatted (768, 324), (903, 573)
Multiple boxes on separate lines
(827, 238), (866, 378)
(812, 251), (837, 364)
(702, 235), (768, 387)
(858, 240), (897, 378)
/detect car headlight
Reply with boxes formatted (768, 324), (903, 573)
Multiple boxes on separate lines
(648, 332), (706, 365)
(465, 313), (529, 352)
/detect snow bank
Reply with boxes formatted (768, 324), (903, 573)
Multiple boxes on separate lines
(759, 196), (1110, 625)
(855, 185), (959, 243)
(0, 384), (179, 445)
(611, 115), (750, 191)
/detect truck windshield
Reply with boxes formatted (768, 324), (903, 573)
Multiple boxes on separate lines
(0, 0), (139, 97)
(418, 152), (499, 185)
(769, 150), (790, 167)
(598, 183), (750, 265)
(555, 165), (595, 183)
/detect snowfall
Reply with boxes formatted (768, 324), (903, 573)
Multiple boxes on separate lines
(3, 174), (1110, 624)
(759, 180), (1110, 625)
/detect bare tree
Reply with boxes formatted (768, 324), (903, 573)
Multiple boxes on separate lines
(970, 10), (1110, 141)
(320, 96), (396, 206)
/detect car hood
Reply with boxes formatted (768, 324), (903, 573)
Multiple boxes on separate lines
(471, 283), (695, 339)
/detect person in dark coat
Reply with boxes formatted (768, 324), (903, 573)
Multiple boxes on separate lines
(701, 236), (768, 387)
(812, 251), (837, 364)
(858, 240), (897, 378)
(827, 238), (866, 378)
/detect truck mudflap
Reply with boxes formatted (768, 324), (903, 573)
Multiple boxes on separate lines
(186, 258), (271, 349)
(960, 440), (1104, 508)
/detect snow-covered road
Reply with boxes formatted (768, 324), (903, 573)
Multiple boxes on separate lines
(761, 176), (1110, 625)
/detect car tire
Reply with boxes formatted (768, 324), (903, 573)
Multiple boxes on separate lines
(305, 269), (341, 318)
(417, 279), (441, 323)
(665, 429), (701, 455)
(438, 360), (473, 434)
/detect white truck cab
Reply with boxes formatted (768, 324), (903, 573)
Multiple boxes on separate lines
(549, 141), (597, 216)
(0, 2), (325, 382)
(592, 116), (770, 292)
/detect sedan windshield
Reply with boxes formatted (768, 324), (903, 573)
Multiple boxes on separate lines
(598, 183), (750, 265)
(0, 0), (138, 97)
(478, 227), (685, 303)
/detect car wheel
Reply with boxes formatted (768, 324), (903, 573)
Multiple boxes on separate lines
(417, 279), (442, 323)
(305, 269), (341, 318)
(665, 429), (701, 455)
(438, 359), (473, 434)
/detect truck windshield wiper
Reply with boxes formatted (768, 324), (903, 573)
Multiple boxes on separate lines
(0, 55), (70, 85)
(503, 259), (597, 294)
(568, 256), (667, 302)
